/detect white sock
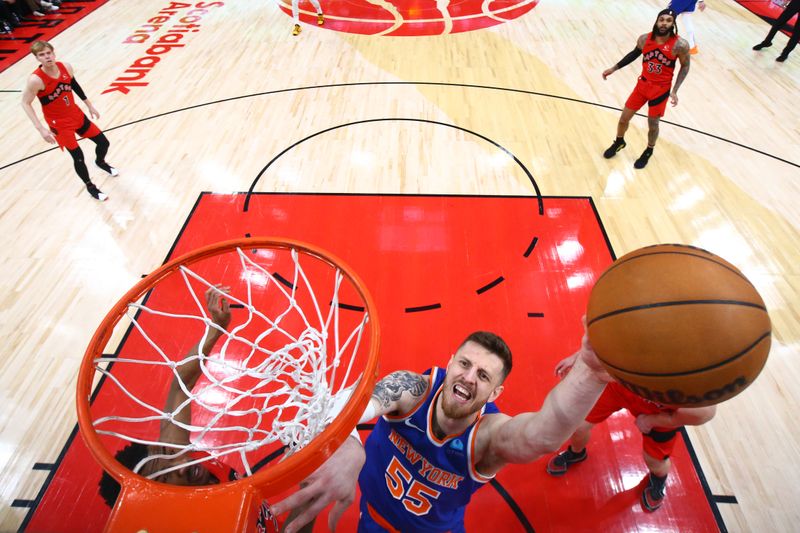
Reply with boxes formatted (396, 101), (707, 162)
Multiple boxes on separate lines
(679, 12), (696, 48)
(292, 0), (322, 22)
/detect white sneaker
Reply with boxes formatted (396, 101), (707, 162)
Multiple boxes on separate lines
(95, 160), (119, 176)
(86, 183), (108, 202)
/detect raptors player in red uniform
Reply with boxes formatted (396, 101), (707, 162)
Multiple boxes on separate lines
(600, 9), (691, 169)
(545, 352), (716, 512)
(21, 41), (118, 201)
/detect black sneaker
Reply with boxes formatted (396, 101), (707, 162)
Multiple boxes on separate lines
(752, 41), (772, 51)
(95, 160), (119, 176)
(641, 474), (666, 512)
(546, 447), (587, 476)
(603, 138), (626, 159)
(86, 182), (108, 201)
(777, 53), (789, 62)
(634, 147), (653, 169)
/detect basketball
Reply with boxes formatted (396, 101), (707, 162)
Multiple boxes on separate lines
(587, 244), (771, 407)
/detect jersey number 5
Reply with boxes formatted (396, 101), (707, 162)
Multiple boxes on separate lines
(385, 456), (441, 516)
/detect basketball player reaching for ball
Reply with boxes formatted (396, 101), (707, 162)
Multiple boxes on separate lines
(272, 324), (613, 533)
(601, 9), (691, 169)
(98, 286), (235, 507)
(545, 352), (716, 512)
(21, 40), (118, 202)
(291, 0), (324, 36)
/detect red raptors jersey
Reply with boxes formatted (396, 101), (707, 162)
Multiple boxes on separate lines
(33, 62), (83, 128)
(609, 381), (675, 416)
(640, 33), (680, 85)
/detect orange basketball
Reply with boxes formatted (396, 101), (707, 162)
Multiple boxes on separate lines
(587, 244), (771, 407)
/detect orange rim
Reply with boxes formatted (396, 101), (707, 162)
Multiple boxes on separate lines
(76, 237), (380, 500)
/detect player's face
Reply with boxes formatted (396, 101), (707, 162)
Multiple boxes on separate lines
(34, 48), (56, 67)
(441, 341), (505, 420)
(140, 449), (220, 486)
(654, 15), (675, 36)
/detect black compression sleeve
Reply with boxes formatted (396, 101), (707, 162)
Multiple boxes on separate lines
(616, 48), (642, 70)
(71, 78), (87, 100)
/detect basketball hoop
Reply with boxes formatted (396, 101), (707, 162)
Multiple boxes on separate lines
(77, 238), (380, 532)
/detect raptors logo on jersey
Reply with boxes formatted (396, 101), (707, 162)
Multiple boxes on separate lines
(33, 62), (83, 126)
(640, 33), (679, 84)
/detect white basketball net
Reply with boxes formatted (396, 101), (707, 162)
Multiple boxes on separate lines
(92, 246), (369, 480)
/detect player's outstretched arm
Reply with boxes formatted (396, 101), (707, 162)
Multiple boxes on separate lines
(159, 285), (231, 445)
(272, 436), (365, 533)
(636, 405), (716, 434)
(603, 33), (647, 79)
(481, 331), (611, 470)
(271, 370), (430, 532)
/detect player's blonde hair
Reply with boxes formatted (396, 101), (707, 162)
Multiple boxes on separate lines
(30, 41), (54, 56)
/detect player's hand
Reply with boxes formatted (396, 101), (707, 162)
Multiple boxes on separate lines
(38, 127), (56, 144)
(670, 92), (679, 106)
(206, 285), (231, 330)
(272, 436), (366, 533)
(602, 67), (616, 80)
(554, 353), (578, 378)
(576, 316), (613, 384)
(635, 414), (655, 434)
(87, 103), (100, 120)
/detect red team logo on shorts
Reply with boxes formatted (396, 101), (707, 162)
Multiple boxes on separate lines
(280, 0), (539, 36)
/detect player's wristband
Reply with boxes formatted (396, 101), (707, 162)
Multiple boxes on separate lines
(349, 426), (362, 445)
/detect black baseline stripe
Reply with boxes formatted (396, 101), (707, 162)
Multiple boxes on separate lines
(523, 236), (538, 258)
(527, 312), (544, 318)
(679, 427), (728, 532)
(32, 463), (55, 471)
(11, 499), (35, 508)
(713, 495), (738, 504)
(588, 299), (767, 325)
(594, 249), (751, 286)
(477, 276), (505, 295)
(489, 479), (535, 532)
(598, 331), (771, 377)
(405, 303), (442, 313)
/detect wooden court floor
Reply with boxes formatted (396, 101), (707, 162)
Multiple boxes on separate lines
(0, 0), (798, 531)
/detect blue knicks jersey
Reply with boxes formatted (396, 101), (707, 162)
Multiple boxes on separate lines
(358, 367), (500, 532)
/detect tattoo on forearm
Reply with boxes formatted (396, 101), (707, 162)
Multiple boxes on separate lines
(673, 62), (689, 92)
(372, 371), (427, 409)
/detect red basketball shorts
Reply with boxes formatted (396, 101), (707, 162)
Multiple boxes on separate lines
(586, 382), (678, 460)
(49, 112), (101, 151)
(624, 78), (672, 118)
